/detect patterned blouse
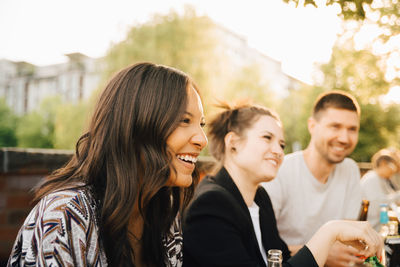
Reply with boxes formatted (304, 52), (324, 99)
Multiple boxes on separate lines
(7, 188), (183, 267)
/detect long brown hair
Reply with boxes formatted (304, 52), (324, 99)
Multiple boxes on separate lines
(35, 62), (200, 266)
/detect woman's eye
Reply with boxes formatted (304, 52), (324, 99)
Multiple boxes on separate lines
(280, 144), (286, 150)
(263, 135), (272, 140)
(200, 121), (206, 128)
(181, 118), (191, 124)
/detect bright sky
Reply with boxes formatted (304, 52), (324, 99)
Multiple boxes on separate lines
(0, 0), (345, 84)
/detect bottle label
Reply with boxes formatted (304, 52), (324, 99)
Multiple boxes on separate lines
(380, 211), (389, 224)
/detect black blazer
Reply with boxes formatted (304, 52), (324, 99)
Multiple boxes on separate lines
(183, 167), (317, 267)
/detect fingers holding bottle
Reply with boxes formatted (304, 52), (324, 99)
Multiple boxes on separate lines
(332, 220), (383, 259)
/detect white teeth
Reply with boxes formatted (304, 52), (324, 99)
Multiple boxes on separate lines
(177, 154), (197, 164)
(267, 159), (277, 166)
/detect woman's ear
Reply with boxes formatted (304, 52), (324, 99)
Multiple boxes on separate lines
(225, 131), (239, 153)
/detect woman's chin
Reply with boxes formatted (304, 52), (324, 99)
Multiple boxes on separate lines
(167, 174), (193, 187)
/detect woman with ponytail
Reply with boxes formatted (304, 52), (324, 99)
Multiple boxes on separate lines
(8, 62), (207, 267)
(183, 102), (382, 267)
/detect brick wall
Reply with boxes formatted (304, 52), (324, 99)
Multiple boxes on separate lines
(0, 148), (73, 265)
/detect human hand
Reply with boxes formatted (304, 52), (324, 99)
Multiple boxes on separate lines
(324, 241), (364, 267)
(307, 220), (383, 267)
(328, 220), (383, 260)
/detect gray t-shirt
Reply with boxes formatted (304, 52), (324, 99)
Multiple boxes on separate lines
(263, 151), (362, 245)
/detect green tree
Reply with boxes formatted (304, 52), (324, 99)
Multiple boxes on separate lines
(277, 85), (324, 153)
(223, 65), (276, 108)
(53, 101), (90, 149)
(104, 7), (223, 115)
(52, 90), (101, 150)
(318, 39), (399, 103)
(16, 96), (61, 148)
(285, 0), (400, 92)
(0, 98), (18, 147)
(368, 0), (400, 39)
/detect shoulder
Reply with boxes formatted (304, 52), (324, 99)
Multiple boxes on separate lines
(45, 188), (94, 205)
(23, 188), (100, 244)
(285, 150), (303, 160)
(185, 177), (243, 220)
(255, 186), (270, 202)
(42, 188), (97, 222)
(191, 177), (237, 209)
(8, 188), (104, 266)
(37, 188), (98, 235)
(277, 151), (304, 175)
(255, 186), (273, 208)
(341, 157), (359, 168)
(361, 171), (380, 185)
(281, 151), (303, 165)
(270, 151), (303, 184)
(336, 158), (361, 176)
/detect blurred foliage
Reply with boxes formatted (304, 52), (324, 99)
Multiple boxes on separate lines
(285, 0), (400, 67)
(53, 101), (90, 149)
(319, 39), (400, 103)
(16, 97), (61, 148)
(277, 86), (323, 154)
(223, 64), (276, 108)
(0, 98), (18, 147)
(53, 85), (100, 149)
(370, 0), (400, 39)
(283, 0), (373, 20)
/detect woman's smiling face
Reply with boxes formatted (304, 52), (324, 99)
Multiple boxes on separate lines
(231, 115), (285, 184)
(166, 86), (207, 187)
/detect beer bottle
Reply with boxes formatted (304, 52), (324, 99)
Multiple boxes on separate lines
(357, 199), (369, 221)
(267, 249), (282, 267)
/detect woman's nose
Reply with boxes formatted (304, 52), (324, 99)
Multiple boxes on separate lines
(191, 127), (208, 150)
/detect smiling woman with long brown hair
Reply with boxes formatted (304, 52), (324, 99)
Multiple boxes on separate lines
(8, 62), (207, 266)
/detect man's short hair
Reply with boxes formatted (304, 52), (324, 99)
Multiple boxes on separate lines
(312, 90), (360, 120)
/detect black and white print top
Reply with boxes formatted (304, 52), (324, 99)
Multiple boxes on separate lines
(8, 188), (183, 267)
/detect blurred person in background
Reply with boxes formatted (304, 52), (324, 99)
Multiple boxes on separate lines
(8, 62), (207, 267)
(387, 147), (400, 190)
(263, 91), (363, 267)
(183, 102), (382, 267)
(361, 148), (400, 230)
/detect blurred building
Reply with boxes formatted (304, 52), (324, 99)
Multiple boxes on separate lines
(0, 27), (303, 115)
(0, 53), (103, 115)
(215, 26), (303, 98)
